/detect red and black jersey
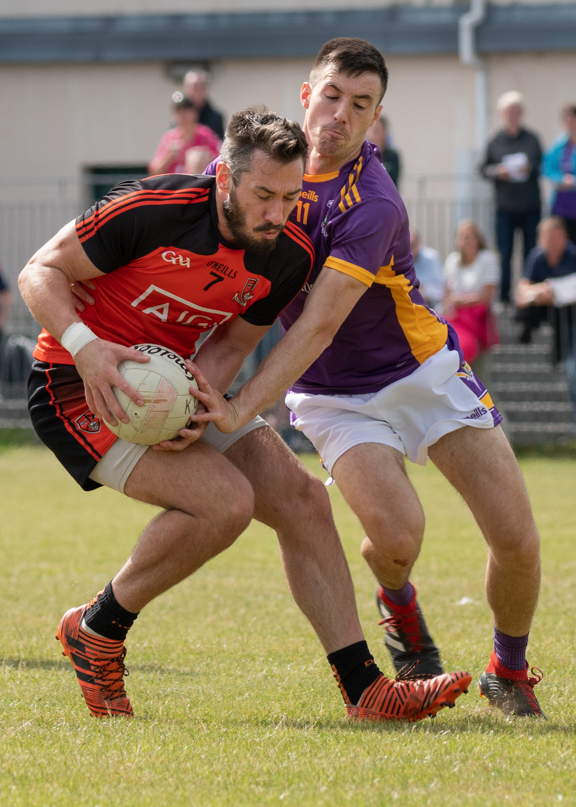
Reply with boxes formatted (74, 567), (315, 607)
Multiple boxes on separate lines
(34, 174), (314, 364)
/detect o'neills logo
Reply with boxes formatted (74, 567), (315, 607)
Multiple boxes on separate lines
(162, 250), (191, 268)
(233, 278), (260, 307)
(301, 190), (319, 202)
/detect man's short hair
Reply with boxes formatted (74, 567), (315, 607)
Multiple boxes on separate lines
(497, 91), (524, 113)
(538, 216), (568, 236)
(220, 107), (308, 184)
(184, 69), (211, 86)
(309, 38), (388, 103)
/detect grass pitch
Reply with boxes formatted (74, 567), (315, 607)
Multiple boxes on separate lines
(1, 444), (575, 806)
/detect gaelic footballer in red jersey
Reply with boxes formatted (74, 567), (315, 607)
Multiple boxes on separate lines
(18, 104), (470, 725)
(19, 108), (315, 715)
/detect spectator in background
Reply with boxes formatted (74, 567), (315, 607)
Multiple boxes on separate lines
(543, 104), (576, 244)
(366, 115), (401, 187)
(480, 91), (543, 303)
(410, 229), (444, 309)
(184, 70), (225, 140)
(442, 220), (500, 369)
(149, 93), (220, 176)
(516, 216), (576, 419)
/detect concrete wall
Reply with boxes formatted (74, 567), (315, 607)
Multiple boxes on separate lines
(2, 51), (575, 181)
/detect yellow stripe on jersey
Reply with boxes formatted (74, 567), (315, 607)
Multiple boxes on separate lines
(324, 256), (375, 287)
(374, 262), (449, 364)
(338, 156), (364, 212)
(480, 390), (494, 409)
(303, 170), (340, 183)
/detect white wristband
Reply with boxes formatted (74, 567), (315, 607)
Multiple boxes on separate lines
(60, 322), (98, 357)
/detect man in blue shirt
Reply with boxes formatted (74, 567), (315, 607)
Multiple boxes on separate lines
(518, 216), (576, 297)
(516, 216), (576, 422)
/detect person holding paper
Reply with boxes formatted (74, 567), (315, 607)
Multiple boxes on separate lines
(480, 92), (543, 304)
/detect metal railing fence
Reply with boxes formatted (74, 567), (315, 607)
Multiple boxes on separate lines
(0, 173), (494, 339)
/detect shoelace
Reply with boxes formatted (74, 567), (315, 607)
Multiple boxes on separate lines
(514, 667), (543, 714)
(527, 667), (543, 687)
(92, 648), (130, 699)
(395, 661), (437, 681)
(378, 611), (423, 652)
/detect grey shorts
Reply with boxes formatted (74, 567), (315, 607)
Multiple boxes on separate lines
(88, 416), (267, 494)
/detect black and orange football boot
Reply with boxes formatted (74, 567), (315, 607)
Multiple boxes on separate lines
(345, 669), (472, 723)
(56, 605), (133, 718)
(479, 650), (545, 717)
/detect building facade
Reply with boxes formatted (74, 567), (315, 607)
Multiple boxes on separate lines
(1, 0), (575, 331)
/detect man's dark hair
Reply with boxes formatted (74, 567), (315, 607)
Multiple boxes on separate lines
(220, 106), (308, 184)
(310, 38), (388, 102)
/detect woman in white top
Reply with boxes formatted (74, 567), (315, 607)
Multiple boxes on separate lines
(442, 219), (500, 365)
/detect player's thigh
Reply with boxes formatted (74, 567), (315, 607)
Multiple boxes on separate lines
(222, 425), (331, 530)
(428, 424), (537, 550)
(124, 439), (254, 522)
(331, 443), (425, 540)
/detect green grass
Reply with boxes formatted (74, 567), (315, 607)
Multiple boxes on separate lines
(1, 445), (576, 806)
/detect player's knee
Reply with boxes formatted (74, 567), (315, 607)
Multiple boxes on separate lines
(360, 505), (424, 553)
(267, 469), (331, 532)
(202, 472), (254, 551)
(490, 526), (540, 565)
(359, 534), (417, 567)
(226, 476), (255, 536)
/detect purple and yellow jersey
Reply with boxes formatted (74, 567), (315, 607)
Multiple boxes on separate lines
(281, 141), (454, 394)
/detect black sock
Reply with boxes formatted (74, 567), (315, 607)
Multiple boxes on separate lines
(83, 582), (139, 641)
(327, 640), (382, 706)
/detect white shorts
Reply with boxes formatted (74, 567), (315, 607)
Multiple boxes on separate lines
(285, 345), (500, 474)
(88, 416), (267, 494)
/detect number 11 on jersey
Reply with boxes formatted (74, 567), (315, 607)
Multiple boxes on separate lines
(295, 201), (310, 225)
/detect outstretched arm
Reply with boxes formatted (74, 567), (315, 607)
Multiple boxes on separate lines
(190, 266), (368, 432)
(154, 316), (271, 451)
(18, 221), (149, 425)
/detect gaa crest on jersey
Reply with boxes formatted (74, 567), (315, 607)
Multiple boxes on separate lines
(233, 278), (259, 307)
(75, 410), (101, 434)
(321, 200), (334, 238)
(456, 361), (474, 380)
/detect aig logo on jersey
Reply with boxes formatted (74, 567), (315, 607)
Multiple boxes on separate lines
(233, 278), (259, 307)
(132, 285), (233, 329)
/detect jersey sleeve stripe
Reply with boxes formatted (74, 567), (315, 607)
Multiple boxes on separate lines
(324, 256), (374, 286)
(284, 221), (316, 261)
(76, 188), (210, 237)
(77, 196), (210, 244)
(285, 219), (314, 248)
(337, 156), (364, 212)
(77, 191), (210, 242)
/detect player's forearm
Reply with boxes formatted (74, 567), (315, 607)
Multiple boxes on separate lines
(229, 269), (366, 426)
(230, 319), (333, 426)
(193, 333), (252, 395)
(19, 261), (82, 341)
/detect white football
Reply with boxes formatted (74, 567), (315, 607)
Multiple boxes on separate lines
(104, 344), (199, 445)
